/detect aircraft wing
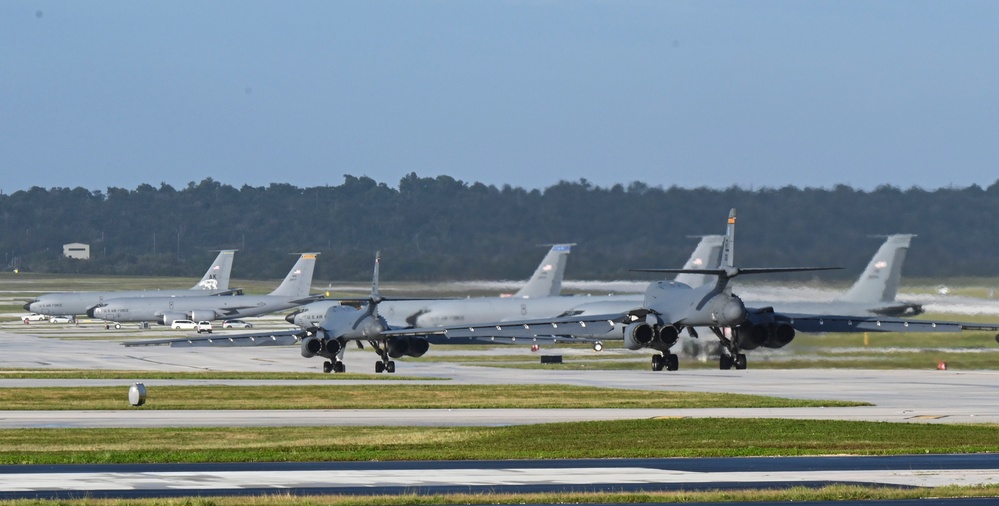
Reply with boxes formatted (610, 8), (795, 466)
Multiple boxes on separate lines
(122, 329), (303, 348)
(380, 313), (623, 345)
(775, 313), (999, 334)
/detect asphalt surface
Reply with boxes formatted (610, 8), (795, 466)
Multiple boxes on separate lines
(2, 455), (999, 501)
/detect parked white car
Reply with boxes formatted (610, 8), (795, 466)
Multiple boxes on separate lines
(21, 313), (49, 323)
(222, 319), (253, 329)
(49, 316), (75, 324)
(196, 321), (214, 334)
(171, 319), (197, 330)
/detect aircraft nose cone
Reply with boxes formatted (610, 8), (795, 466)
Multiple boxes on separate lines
(23, 301), (35, 311)
(285, 311), (299, 324)
(86, 305), (103, 318)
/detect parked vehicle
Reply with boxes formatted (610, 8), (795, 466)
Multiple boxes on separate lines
(21, 313), (48, 323)
(48, 315), (75, 324)
(171, 319), (197, 330)
(196, 321), (213, 334)
(222, 319), (253, 329)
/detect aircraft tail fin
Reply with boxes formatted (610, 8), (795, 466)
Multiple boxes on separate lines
(633, 209), (840, 280)
(369, 251), (383, 317)
(721, 208), (736, 270)
(191, 250), (236, 291)
(513, 244), (573, 298)
(268, 253), (319, 298)
(674, 236), (725, 288)
(839, 234), (914, 304)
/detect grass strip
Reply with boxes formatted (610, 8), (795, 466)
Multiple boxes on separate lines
(0, 384), (863, 410)
(1, 418), (998, 465)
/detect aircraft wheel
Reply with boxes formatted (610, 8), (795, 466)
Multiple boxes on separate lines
(114, 323), (121, 330)
(719, 354), (733, 370)
(666, 353), (679, 371)
(333, 361), (345, 373)
(386, 361), (396, 373)
(323, 361), (333, 373)
(375, 361), (385, 374)
(734, 354), (748, 370)
(651, 354), (665, 371)
(593, 341), (603, 352)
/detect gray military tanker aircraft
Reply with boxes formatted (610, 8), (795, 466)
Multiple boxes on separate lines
(90, 253), (319, 325)
(287, 243), (577, 328)
(23, 250), (238, 317)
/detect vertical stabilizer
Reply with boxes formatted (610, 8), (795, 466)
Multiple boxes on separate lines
(720, 208), (737, 269)
(269, 253), (319, 298)
(839, 235), (913, 303)
(674, 236), (725, 288)
(191, 250), (236, 291)
(513, 244), (573, 298)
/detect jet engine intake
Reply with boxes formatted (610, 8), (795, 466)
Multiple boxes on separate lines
(387, 336), (430, 358)
(301, 336), (322, 358)
(651, 325), (680, 352)
(732, 321), (796, 350)
(623, 322), (655, 350)
(302, 335), (341, 359)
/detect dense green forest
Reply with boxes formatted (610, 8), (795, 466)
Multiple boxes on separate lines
(3, 174), (999, 282)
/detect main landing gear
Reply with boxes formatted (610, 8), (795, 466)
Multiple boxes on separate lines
(711, 327), (748, 370)
(651, 353), (679, 372)
(370, 339), (396, 374)
(322, 360), (345, 373)
(719, 353), (747, 370)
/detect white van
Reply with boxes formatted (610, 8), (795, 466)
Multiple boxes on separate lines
(171, 320), (197, 330)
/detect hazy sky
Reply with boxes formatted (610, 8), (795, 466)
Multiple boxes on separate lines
(3, 1), (998, 193)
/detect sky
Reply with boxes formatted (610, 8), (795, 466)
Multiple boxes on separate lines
(3, 1), (998, 194)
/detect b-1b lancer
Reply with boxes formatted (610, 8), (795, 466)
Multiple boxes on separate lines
(92, 253), (319, 325)
(23, 250), (237, 317)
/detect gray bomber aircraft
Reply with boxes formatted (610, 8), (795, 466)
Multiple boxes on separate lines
(23, 250), (237, 317)
(679, 233), (922, 359)
(91, 253), (319, 325)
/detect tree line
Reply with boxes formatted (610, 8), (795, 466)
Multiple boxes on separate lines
(3, 174), (999, 283)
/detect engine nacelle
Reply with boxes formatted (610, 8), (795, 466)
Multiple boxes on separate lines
(189, 310), (217, 322)
(623, 322), (655, 350)
(157, 312), (188, 326)
(301, 336), (322, 358)
(764, 322), (795, 349)
(301, 335), (341, 359)
(733, 321), (796, 351)
(733, 323), (768, 351)
(651, 325), (680, 352)
(387, 336), (430, 358)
